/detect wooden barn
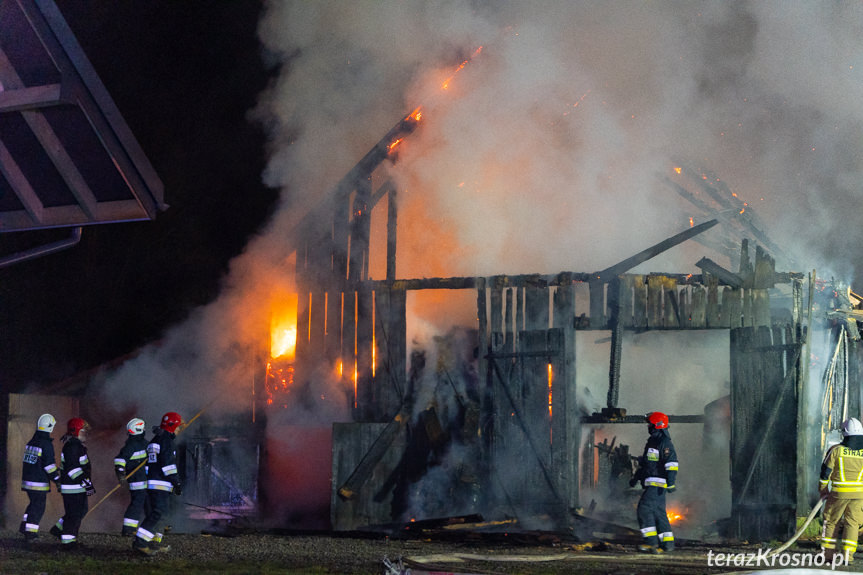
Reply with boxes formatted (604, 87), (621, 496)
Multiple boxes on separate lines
(258, 108), (863, 542)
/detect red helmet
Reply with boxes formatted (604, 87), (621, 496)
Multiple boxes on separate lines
(647, 412), (669, 429)
(160, 412), (183, 433)
(67, 417), (89, 436)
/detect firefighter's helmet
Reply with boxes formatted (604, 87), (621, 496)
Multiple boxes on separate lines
(126, 418), (146, 436)
(842, 418), (863, 437)
(67, 417), (89, 437)
(646, 412), (669, 429)
(160, 412), (183, 433)
(37, 414), (56, 432)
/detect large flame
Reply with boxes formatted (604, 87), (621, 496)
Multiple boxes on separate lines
(270, 294), (299, 361)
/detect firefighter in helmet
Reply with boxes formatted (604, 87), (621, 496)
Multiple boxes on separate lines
(819, 417), (863, 561)
(19, 414), (61, 541)
(114, 417), (149, 536)
(630, 411), (679, 554)
(51, 417), (94, 549)
(133, 411), (183, 555)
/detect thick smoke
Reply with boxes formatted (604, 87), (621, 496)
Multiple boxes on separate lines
(83, 1), (861, 531)
(255, 1), (863, 284)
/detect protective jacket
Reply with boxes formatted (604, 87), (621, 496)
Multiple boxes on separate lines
(115, 434), (149, 490)
(820, 435), (863, 498)
(21, 430), (60, 492)
(634, 427), (678, 489)
(59, 436), (91, 494)
(146, 428), (181, 492)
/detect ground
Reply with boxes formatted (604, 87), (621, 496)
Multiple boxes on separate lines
(1, 529), (858, 575)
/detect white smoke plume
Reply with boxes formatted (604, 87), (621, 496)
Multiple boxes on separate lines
(257, 1), (863, 286)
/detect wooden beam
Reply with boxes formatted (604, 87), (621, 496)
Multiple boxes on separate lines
(592, 219), (718, 283)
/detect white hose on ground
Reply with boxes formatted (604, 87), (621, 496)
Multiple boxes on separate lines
(767, 496), (827, 557)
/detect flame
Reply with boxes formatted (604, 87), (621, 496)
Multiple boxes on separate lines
(270, 294), (298, 361)
(667, 506), (686, 524)
(388, 137), (404, 152)
(547, 363), (553, 418)
(689, 216), (694, 227)
(674, 166), (682, 174)
(440, 46), (483, 90)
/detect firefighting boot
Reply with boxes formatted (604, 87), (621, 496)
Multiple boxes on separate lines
(132, 537), (153, 556)
(23, 531), (38, 542)
(638, 544), (664, 554)
(18, 520), (26, 534)
(660, 541), (674, 553)
(121, 525), (136, 537)
(49, 524), (62, 539)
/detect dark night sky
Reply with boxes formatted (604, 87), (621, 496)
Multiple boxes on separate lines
(0, 2), (278, 389)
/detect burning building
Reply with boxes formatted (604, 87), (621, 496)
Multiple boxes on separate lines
(248, 98), (863, 543)
(4, 1), (863, 550)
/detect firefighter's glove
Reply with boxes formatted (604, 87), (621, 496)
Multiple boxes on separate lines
(629, 477), (638, 488)
(82, 479), (96, 496)
(172, 484), (182, 496)
(666, 485), (676, 494)
(115, 468), (127, 485)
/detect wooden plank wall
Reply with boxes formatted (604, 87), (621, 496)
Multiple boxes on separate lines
(486, 282), (580, 520)
(330, 422), (405, 530)
(729, 325), (799, 541)
(292, 285), (405, 423)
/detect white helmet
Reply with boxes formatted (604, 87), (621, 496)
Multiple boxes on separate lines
(37, 414), (56, 432)
(842, 418), (863, 437)
(126, 418), (146, 435)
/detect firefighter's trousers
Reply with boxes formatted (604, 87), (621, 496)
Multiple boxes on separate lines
(822, 495), (863, 554)
(134, 490), (171, 549)
(123, 488), (148, 532)
(59, 492), (88, 544)
(22, 491), (47, 533)
(637, 486), (673, 549)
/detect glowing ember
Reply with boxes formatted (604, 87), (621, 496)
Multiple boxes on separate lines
(440, 46), (483, 90)
(667, 507), (686, 524)
(547, 363), (553, 418)
(674, 166), (682, 174)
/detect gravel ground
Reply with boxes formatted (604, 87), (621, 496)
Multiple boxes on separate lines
(1, 529), (844, 575)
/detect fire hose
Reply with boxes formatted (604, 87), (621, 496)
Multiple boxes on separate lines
(767, 495), (827, 557)
(84, 403), (212, 519)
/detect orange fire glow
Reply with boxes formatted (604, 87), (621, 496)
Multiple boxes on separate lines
(440, 46), (483, 90)
(689, 216), (694, 227)
(547, 363), (553, 418)
(270, 294), (299, 361)
(673, 166), (682, 174)
(667, 506), (686, 524)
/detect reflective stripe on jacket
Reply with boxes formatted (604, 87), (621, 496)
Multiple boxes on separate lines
(821, 438), (863, 498)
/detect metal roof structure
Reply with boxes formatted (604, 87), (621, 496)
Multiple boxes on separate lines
(0, 0), (164, 236)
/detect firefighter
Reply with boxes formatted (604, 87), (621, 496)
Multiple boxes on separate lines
(19, 414), (61, 541)
(133, 411), (183, 555)
(51, 417), (95, 549)
(630, 411), (679, 554)
(114, 417), (149, 536)
(819, 417), (863, 561)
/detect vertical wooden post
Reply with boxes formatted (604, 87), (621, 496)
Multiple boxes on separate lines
(386, 188), (398, 282)
(553, 283), (579, 516)
(356, 286), (374, 420)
